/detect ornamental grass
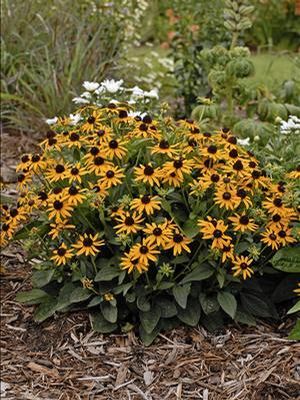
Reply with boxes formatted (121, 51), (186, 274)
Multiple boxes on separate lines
(1, 101), (299, 344)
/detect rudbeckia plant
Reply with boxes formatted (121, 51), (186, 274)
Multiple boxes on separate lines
(1, 98), (299, 344)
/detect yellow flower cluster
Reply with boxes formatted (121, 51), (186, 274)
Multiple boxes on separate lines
(1, 105), (299, 281)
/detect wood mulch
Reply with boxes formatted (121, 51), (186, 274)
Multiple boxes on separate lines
(1, 248), (299, 400)
(1, 129), (300, 399)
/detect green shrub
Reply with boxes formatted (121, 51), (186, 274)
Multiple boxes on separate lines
(1, 87), (299, 343)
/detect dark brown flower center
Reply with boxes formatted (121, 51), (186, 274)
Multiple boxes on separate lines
(273, 198), (282, 207)
(69, 186), (79, 195)
(207, 145), (217, 154)
(143, 115), (152, 124)
(106, 170), (115, 178)
(71, 167), (79, 175)
(55, 164), (65, 173)
(139, 123), (148, 132)
(10, 208), (18, 217)
(83, 238), (93, 247)
(38, 191), (48, 201)
(97, 129), (105, 137)
(233, 160), (243, 171)
(173, 234), (183, 243)
(278, 230), (286, 238)
(109, 140), (118, 149)
(53, 200), (63, 210)
(237, 188), (246, 198)
(90, 147), (99, 156)
(87, 116), (95, 124)
(252, 170), (261, 179)
(272, 214), (281, 222)
(31, 155), (41, 163)
(239, 215), (249, 225)
(119, 110), (128, 118)
(21, 155), (29, 163)
(125, 216), (134, 226)
(140, 245), (148, 254)
(70, 132), (79, 141)
(153, 227), (162, 236)
(223, 192), (231, 200)
(173, 160), (183, 169)
(227, 136), (237, 144)
(240, 262), (248, 269)
(211, 174), (220, 183)
(229, 149), (238, 158)
(94, 156), (104, 166)
(141, 195), (150, 204)
(213, 229), (222, 238)
(159, 140), (169, 149)
(53, 187), (62, 194)
(269, 233), (277, 240)
(144, 165), (154, 176)
(57, 248), (67, 256)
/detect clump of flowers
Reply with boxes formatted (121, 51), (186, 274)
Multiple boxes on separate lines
(1, 100), (299, 344)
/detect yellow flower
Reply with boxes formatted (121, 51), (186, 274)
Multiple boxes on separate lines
(102, 139), (127, 160)
(120, 252), (148, 274)
(51, 243), (73, 266)
(104, 293), (114, 301)
(99, 166), (124, 189)
(214, 187), (240, 210)
(130, 239), (160, 265)
(144, 219), (172, 246)
(232, 255), (254, 280)
(130, 195), (161, 215)
(134, 163), (161, 187)
(164, 231), (192, 255)
(114, 212), (144, 235)
(49, 222), (75, 239)
(198, 217), (231, 250)
(294, 283), (300, 296)
(229, 214), (258, 233)
(73, 233), (104, 256)
(47, 198), (73, 223)
(81, 110), (102, 133)
(151, 140), (179, 158)
(261, 228), (281, 250)
(161, 158), (194, 180)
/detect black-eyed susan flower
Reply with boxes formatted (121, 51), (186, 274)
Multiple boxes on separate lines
(151, 140), (179, 158)
(144, 219), (172, 246)
(73, 233), (104, 256)
(262, 196), (290, 217)
(81, 110), (102, 133)
(46, 162), (69, 183)
(130, 239), (160, 265)
(134, 163), (161, 186)
(100, 166), (124, 189)
(64, 130), (86, 148)
(47, 198), (73, 223)
(85, 155), (113, 176)
(229, 214), (258, 233)
(261, 228), (281, 250)
(286, 166), (300, 180)
(49, 221), (76, 239)
(162, 158), (194, 180)
(28, 154), (47, 172)
(120, 252), (148, 274)
(66, 163), (89, 184)
(276, 227), (296, 247)
(236, 187), (252, 209)
(63, 186), (87, 206)
(164, 231), (192, 255)
(102, 139), (127, 160)
(232, 255), (254, 280)
(161, 169), (184, 187)
(200, 144), (224, 162)
(114, 211), (144, 235)
(220, 242), (235, 263)
(51, 243), (74, 266)
(130, 195), (161, 215)
(198, 217), (231, 250)
(214, 187), (239, 210)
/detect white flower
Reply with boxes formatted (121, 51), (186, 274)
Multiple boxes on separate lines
(101, 79), (124, 93)
(81, 91), (92, 99)
(72, 97), (90, 105)
(82, 81), (99, 92)
(280, 115), (300, 134)
(45, 117), (58, 125)
(69, 113), (81, 125)
(237, 137), (250, 146)
(130, 86), (146, 98)
(144, 88), (159, 99)
(94, 86), (106, 96)
(128, 111), (146, 118)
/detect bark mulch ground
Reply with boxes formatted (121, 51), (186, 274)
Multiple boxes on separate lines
(0, 249), (299, 400)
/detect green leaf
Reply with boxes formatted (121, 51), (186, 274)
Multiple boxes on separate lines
(95, 263), (121, 281)
(180, 264), (214, 284)
(199, 293), (219, 315)
(234, 309), (256, 326)
(100, 302), (118, 323)
(177, 298), (201, 326)
(34, 298), (57, 322)
(32, 269), (55, 288)
(16, 289), (50, 305)
(137, 295), (151, 312)
(217, 291), (237, 319)
(157, 281), (174, 290)
(271, 247), (300, 273)
(56, 282), (77, 310)
(240, 292), (272, 318)
(69, 287), (92, 303)
(140, 305), (161, 334)
(139, 324), (160, 346)
(287, 300), (300, 315)
(156, 297), (178, 318)
(90, 312), (117, 333)
(271, 275), (300, 303)
(202, 311), (224, 332)
(88, 296), (102, 308)
(172, 284), (191, 309)
(182, 220), (199, 238)
(288, 319), (300, 340)
(216, 269), (226, 288)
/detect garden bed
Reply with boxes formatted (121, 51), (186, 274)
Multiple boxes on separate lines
(0, 250), (299, 400)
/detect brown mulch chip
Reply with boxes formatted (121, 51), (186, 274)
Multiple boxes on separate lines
(1, 250), (299, 400)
